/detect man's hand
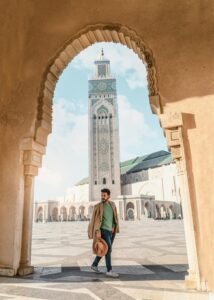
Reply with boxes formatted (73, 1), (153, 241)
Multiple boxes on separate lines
(112, 227), (115, 234)
(95, 230), (101, 239)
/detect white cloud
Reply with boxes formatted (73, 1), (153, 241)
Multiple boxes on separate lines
(35, 98), (89, 201)
(37, 167), (63, 186)
(72, 42), (147, 89)
(118, 95), (156, 160)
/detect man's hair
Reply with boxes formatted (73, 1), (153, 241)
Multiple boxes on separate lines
(101, 188), (111, 196)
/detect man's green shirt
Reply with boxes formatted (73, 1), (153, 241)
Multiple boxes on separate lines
(100, 201), (115, 231)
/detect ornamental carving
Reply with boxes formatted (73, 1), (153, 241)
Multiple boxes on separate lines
(160, 112), (185, 174)
(98, 139), (109, 154)
(99, 162), (109, 172)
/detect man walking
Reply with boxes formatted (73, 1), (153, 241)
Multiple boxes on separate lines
(88, 188), (119, 278)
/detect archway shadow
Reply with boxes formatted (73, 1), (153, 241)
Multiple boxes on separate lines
(0, 264), (188, 283)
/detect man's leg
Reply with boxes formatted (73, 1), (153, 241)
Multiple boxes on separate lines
(91, 255), (102, 273)
(92, 255), (102, 267)
(101, 229), (113, 272)
(102, 229), (119, 278)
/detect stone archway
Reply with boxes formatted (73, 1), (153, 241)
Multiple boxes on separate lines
(144, 202), (151, 218)
(35, 24), (161, 149)
(155, 204), (161, 219)
(69, 206), (76, 221)
(52, 207), (58, 222)
(18, 23), (200, 289)
(79, 206), (86, 220)
(126, 202), (135, 220)
(36, 207), (43, 222)
(169, 205), (174, 219)
(127, 208), (135, 220)
(160, 204), (167, 219)
(60, 206), (67, 221)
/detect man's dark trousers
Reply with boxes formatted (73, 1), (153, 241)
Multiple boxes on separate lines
(92, 228), (113, 272)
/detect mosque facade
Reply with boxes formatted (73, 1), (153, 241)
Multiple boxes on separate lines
(34, 150), (183, 222)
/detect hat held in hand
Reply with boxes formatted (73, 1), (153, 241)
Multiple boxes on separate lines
(93, 238), (108, 257)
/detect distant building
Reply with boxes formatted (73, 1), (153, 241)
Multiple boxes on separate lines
(34, 150), (183, 222)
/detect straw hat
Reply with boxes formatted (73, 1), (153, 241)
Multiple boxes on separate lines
(93, 238), (108, 257)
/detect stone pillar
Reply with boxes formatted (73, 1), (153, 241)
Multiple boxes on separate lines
(18, 175), (34, 275)
(160, 112), (201, 290)
(136, 199), (141, 220)
(178, 167), (200, 288)
(18, 138), (45, 276)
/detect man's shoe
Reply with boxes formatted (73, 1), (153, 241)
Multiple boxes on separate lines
(91, 265), (101, 273)
(106, 270), (119, 278)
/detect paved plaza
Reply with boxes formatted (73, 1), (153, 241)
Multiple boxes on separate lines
(0, 220), (210, 299)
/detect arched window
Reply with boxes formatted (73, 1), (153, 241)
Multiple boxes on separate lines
(112, 180), (115, 184)
(94, 181), (97, 185)
(103, 178), (106, 184)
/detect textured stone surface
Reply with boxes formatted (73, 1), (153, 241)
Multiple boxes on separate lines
(0, 220), (210, 299)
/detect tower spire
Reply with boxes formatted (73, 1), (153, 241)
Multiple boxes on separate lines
(88, 51), (121, 201)
(94, 48), (111, 78)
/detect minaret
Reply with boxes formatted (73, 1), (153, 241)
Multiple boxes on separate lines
(88, 49), (121, 201)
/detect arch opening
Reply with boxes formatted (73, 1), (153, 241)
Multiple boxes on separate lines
(34, 24), (161, 149)
(19, 23), (200, 291)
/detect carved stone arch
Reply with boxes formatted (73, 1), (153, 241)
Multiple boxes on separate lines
(36, 206), (43, 222)
(95, 102), (113, 115)
(52, 207), (58, 221)
(33, 23), (161, 149)
(97, 105), (109, 116)
(126, 202), (135, 211)
(19, 24), (201, 289)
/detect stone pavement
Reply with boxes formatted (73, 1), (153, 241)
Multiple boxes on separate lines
(0, 220), (211, 299)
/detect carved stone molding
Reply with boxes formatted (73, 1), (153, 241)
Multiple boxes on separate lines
(160, 112), (184, 174)
(160, 111), (183, 129)
(20, 138), (45, 176)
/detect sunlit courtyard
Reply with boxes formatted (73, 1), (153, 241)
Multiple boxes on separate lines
(1, 219), (203, 299)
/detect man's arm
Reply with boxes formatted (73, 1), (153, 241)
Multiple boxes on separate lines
(88, 205), (97, 239)
(112, 202), (119, 233)
(95, 229), (101, 239)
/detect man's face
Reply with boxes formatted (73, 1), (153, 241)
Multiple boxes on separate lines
(101, 192), (110, 202)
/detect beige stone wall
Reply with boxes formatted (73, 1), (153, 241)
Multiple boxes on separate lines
(0, 0), (214, 290)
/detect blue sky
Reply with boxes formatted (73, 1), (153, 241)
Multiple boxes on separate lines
(34, 42), (167, 201)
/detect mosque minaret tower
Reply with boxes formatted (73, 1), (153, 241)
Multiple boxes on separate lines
(88, 49), (121, 201)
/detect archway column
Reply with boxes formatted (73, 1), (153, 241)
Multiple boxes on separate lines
(160, 112), (201, 290)
(18, 138), (44, 276)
